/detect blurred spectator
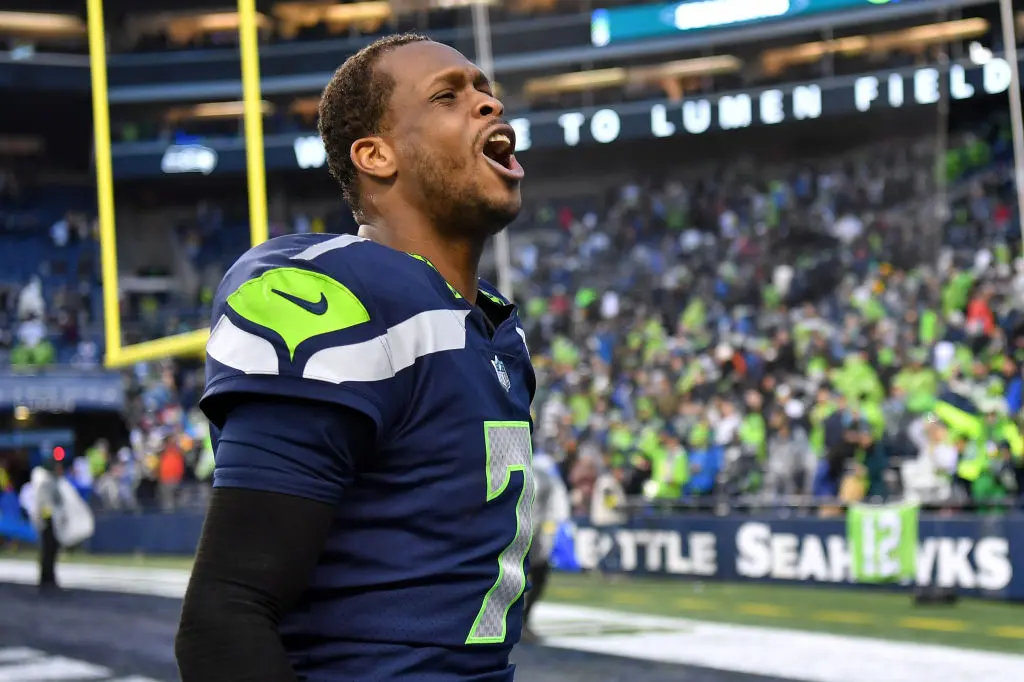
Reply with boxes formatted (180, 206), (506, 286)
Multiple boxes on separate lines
(11, 314), (54, 368)
(17, 276), (44, 320)
(86, 440), (110, 480)
(50, 215), (70, 248)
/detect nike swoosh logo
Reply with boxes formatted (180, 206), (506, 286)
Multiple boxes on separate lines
(271, 288), (328, 315)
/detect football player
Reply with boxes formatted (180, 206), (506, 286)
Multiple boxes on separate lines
(176, 34), (535, 682)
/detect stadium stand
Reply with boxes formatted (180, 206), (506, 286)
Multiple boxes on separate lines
(2, 113), (1022, 514)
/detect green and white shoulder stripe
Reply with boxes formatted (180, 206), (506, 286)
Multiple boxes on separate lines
(207, 233), (470, 384)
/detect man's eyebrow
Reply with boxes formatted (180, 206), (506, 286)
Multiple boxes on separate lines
(472, 70), (492, 91)
(425, 67), (491, 92)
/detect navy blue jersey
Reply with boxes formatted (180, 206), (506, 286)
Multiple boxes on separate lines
(200, 233), (537, 681)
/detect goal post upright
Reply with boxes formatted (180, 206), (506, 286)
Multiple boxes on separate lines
(86, 0), (123, 368)
(998, 0), (1024, 254)
(88, 0), (270, 369)
(238, 0), (270, 249)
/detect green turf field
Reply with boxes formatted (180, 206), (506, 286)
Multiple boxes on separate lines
(0, 549), (194, 571)
(546, 572), (1024, 654)
(3, 550), (1022, 653)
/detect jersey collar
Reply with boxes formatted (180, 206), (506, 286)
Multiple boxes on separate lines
(409, 253), (516, 326)
(409, 253), (465, 301)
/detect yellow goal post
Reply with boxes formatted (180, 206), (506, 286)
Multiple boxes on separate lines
(87, 0), (269, 368)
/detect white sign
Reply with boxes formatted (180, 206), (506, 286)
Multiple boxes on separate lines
(555, 58), (1014, 146)
(160, 145), (217, 175)
(559, 84), (825, 144)
(851, 61), (1010, 111)
(575, 527), (718, 576)
(673, 0), (790, 32)
(734, 522), (1013, 590)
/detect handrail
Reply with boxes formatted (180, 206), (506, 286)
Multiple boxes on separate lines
(615, 495), (1023, 514)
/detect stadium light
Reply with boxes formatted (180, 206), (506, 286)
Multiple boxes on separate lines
(524, 68), (628, 98)
(390, 0), (499, 11)
(165, 100), (276, 123)
(127, 10), (273, 46)
(630, 55), (743, 82)
(523, 55), (742, 100)
(274, 1), (393, 38)
(761, 18), (989, 76)
(0, 11), (85, 37)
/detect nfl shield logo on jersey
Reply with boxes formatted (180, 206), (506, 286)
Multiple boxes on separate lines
(491, 356), (511, 392)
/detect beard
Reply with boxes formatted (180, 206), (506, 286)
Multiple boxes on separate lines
(409, 145), (521, 237)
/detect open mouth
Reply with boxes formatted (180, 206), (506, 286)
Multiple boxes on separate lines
(481, 125), (524, 181)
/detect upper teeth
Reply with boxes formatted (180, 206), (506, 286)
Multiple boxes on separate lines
(488, 132), (511, 145)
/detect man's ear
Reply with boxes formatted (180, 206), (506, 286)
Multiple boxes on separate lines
(350, 137), (396, 180)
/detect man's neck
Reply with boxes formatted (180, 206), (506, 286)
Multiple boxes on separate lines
(357, 218), (484, 303)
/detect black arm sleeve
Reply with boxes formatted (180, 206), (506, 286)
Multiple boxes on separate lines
(175, 487), (333, 682)
(175, 398), (376, 682)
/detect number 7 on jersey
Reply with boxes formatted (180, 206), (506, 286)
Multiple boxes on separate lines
(466, 421), (536, 645)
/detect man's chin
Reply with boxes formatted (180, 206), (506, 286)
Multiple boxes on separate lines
(467, 191), (521, 235)
(494, 185), (522, 216)
(483, 199), (521, 234)
(444, 190), (521, 236)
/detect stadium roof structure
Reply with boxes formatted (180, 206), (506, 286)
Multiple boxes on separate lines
(4, 0), (278, 15)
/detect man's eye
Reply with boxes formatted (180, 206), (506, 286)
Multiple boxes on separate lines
(433, 91), (455, 101)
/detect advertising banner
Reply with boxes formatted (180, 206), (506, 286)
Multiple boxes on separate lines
(87, 509), (1024, 603)
(572, 513), (1024, 599)
(111, 57), (1019, 180)
(0, 372), (125, 412)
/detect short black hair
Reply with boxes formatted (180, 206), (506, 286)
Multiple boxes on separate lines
(318, 32), (431, 216)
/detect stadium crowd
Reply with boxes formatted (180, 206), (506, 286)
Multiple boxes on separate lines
(2, 115), (1024, 520)
(516, 122), (1024, 517)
